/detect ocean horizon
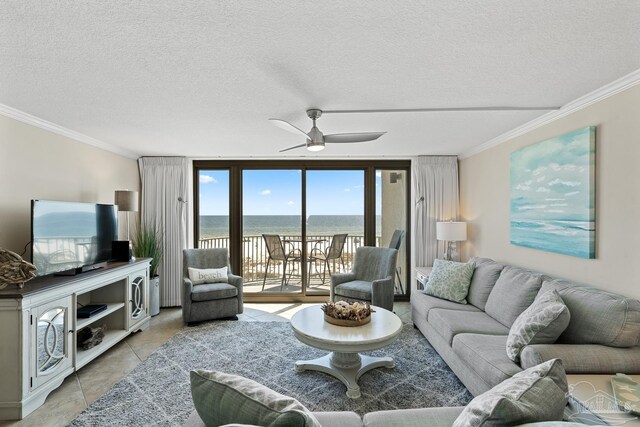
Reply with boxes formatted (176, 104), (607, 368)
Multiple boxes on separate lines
(510, 219), (595, 258)
(199, 215), (381, 239)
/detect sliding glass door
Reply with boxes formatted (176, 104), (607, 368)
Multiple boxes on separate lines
(197, 170), (231, 251)
(306, 170), (365, 295)
(193, 161), (410, 301)
(242, 170), (302, 294)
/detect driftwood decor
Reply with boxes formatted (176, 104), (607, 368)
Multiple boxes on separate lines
(77, 324), (107, 350)
(0, 248), (36, 290)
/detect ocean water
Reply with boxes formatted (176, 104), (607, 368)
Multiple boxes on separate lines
(199, 215), (380, 238)
(510, 219), (595, 259)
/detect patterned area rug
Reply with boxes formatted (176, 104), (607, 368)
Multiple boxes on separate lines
(69, 321), (472, 426)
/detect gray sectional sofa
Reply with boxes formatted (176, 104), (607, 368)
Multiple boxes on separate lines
(184, 257), (640, 426)
(411, 257), (640, 396)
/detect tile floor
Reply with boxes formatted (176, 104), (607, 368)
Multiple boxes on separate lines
(0, 302), (412, 427)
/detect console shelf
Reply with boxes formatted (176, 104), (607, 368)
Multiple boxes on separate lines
(0, 259), (151, 420)
(76, 329), (130, 369)
(76, 302), (125, 330)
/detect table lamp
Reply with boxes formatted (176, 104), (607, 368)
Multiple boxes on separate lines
(436, 221), (467, 261)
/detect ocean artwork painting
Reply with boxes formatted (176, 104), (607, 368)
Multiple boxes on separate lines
(510, 126), (596, 259)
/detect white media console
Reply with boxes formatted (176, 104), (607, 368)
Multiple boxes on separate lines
(0, 258), (151, 420)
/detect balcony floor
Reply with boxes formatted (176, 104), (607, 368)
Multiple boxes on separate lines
(243, 277), (332, 294)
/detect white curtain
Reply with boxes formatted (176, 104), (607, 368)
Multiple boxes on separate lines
(138, 157), (189, 307)
(412, 156), (460, 269)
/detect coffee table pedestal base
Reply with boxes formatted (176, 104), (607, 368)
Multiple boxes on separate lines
(294, 352), (395, 399)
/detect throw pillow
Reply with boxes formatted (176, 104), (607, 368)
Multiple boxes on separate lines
(506, 290), (571, 362)
(188, 266), (228, 285)
(452, 359), (568, 427)
(190, 370), (321, 427)
(423, 259), (475, 304)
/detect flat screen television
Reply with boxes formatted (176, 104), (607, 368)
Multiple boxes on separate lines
(31, 200), (118, 276)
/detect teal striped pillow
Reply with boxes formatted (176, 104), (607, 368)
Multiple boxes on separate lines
(190, 370), (321, 427)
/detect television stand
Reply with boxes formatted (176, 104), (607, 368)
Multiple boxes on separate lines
(0, 258), (151, 420)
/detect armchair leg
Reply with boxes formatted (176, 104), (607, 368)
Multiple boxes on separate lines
(262, 258), (271, 291)
(395, 268), (404, 294)
(322, 259), (331, 284)
(281, 260), (287, 290)
(286, 259), (296, 286)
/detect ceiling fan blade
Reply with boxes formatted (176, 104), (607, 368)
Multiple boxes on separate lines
(269, 119), (310, 139)
(324, 132), (386, 143)
(279, 143), (308, 152)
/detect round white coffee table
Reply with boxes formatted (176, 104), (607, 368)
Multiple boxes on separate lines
(290, 305), (402, 399)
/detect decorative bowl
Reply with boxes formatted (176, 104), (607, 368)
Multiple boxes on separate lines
(323, 313), (371, 327)
(321, 301), (373, 327)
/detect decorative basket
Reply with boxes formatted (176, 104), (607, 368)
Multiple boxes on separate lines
(321, 301), (373, 327)
(324, 313), (371, 327)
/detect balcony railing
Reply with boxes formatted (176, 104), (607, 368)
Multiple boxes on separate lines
(198, 235), (380, 284)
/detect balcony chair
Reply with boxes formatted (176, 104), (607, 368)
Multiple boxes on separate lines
(261, 234), (301, 291)
(182, 248), (243, 324)
(330, 246), (398, 311)
(388, 229), (405, 294)
(308, 233), (347, 285)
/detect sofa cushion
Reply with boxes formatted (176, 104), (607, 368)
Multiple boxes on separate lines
(541, 279), (640, 347)
(485, 266), (544, 327)
(429, 309), (509, 345)
(423, 259), (475, 304)
(185, 411), (362, 427)
(452, 359), (568, 426)
(191, 283), (238, 302)
(363, 407), (465, 427)
(334, 280), (372, 300)
(410, 291), (482, 321)
(313, 412), (363, 427)
(467, 257), (504, 310)
(452, 334), (522, 388)
(190, 370), (321, 427)
(506, 290), (570, 362)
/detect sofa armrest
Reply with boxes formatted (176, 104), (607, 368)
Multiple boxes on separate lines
(184, 277), (194, 293)
(182, 278), (194, 323)
(331, 272), (356, 287)
(227, 273), (244, 313)
(227, 273), (243, 289)
(371, 276), (394, 311)
(521, 344), (640, 373)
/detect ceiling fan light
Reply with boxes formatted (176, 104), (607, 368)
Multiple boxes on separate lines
(307, 144), (325, 152)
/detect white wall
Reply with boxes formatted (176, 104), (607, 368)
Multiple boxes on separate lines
(381, 170), (407, 285)
(459, 84), (640, 299)
(0, 114), (140, 258)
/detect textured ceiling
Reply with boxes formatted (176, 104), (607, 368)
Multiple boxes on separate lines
(1, 1), (640, 158)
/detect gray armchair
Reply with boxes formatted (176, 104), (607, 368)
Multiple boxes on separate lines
(182, 248), (243, 323)
(330, 246), (398, 311)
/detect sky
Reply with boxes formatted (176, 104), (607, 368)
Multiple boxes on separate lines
(198, 169), (383, 215)
(510, 126), (595, 222)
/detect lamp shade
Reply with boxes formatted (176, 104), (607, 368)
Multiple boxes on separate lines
(436, 221), (467, 241)
(114, 190), (139, 212)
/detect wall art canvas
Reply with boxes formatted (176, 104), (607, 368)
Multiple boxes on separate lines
(510, 126), (596, 258)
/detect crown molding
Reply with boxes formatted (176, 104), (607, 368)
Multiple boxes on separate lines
(0, 103), (139, 159)
(459, 68), (640, 159)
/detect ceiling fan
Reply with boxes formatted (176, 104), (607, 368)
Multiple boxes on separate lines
(270, 109), (386, 152)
